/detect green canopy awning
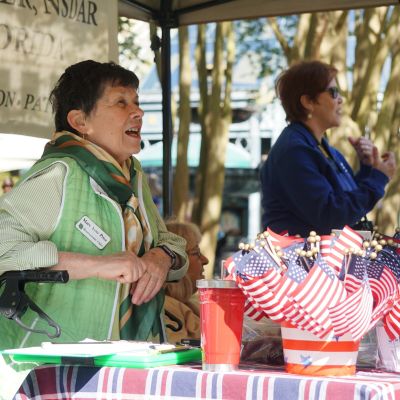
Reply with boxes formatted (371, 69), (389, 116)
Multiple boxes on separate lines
(137, 135), (252, 169)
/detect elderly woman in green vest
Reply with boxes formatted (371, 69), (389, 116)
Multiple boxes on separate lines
(0, 60), (188, 351)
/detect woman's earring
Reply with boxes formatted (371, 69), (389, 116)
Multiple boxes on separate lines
(307, 113), (312, 120)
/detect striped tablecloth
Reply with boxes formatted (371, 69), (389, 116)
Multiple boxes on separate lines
(13, 364), (400, 400)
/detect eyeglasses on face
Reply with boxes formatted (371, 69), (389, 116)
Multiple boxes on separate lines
(325, 86), (340, 99)
(188, 247), (202, 258)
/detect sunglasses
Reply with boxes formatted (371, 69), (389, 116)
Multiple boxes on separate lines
(325, 86), (340, 99)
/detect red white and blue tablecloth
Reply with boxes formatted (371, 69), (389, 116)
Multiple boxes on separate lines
(13, 364), (400, 400)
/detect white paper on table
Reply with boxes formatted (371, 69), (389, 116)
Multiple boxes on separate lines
(3, 340), (179, 358)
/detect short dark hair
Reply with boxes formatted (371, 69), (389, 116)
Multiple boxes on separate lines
(50, 60), (140, 133)
(275, 60), (338, 122)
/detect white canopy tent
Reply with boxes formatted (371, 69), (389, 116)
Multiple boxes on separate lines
(118, 0), (398, 24)
(117, 0), (398, 215)
(0, 134), (47, 173)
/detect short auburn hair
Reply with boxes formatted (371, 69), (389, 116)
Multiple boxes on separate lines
(276, 60), (338, 122)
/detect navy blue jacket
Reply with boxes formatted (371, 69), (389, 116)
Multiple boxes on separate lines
(260, 122), (388, 236)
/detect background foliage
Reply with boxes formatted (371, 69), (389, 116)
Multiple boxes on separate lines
(119, 6), (400, 276)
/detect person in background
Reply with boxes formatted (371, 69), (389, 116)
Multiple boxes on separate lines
(1, 177), (14, 194)
(260, 60), (396, 237)
(148, 173), (163, 213)
(164, 220), (209, 344)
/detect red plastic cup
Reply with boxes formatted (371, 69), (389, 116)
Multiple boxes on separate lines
(197, 279), (245, 371)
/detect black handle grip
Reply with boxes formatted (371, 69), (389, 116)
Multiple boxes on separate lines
(0, 270), (69, 284)
(0, 269), (69, 338)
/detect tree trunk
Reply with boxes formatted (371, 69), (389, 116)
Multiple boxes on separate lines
(371, 14), (400, 233)
(192, 24), (209, 226)
(195, 22), (234, 278)
(351, 8), (390, 129)
(173, 26), (191, 221)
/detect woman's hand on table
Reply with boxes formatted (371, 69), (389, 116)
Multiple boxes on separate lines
(130, 247), (171, 305)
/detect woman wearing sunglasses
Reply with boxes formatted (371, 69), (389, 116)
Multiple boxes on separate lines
(260, 60), (396, 236)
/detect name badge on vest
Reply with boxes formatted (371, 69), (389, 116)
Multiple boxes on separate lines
(75, 216), (111, 250)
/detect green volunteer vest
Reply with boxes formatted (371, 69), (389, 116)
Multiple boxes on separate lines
(0, 158), (125, 349)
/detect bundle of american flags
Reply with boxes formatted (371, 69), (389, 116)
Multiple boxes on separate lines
(225, 226), (400, 342)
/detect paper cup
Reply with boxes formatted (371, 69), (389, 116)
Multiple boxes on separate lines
(197, 279), (245, 371)
(376, 322), (400, 372)
(281, 321), (359, 376)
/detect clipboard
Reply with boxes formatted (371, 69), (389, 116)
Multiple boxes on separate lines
(2, 341), (202, 368)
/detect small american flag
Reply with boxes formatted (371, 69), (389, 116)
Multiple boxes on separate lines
(280, 263), (327, 334)
(384, 300), (400, 340)
(239, 274), (286, 321)
(281, 241), (307, 267)
(242, 297), (267, 321)
(329, 280), (372, 340)
(226, 227), (400, 340)
(226, 242), (285, 321)
(275, 257), (309, 324)
(288, 255), (346, 337)
(235, 242), (309, 322)
(319, 234), (335, 259)
(330, 257), (373, 340)
(266, 228), (304, 248)
(376, 247), (400, 281)
(381, 238), (400, 340)
(367, 259), (398, 329)
(225, 253), (243, 278)
(344, 254), (366, 293)
(324, 226), (363, 276)
(235, 250), (278, 280)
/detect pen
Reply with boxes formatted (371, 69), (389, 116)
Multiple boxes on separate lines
(157, 346), (191, 354)
(149, 344), (191, 354)
(180, 339), (200, 347)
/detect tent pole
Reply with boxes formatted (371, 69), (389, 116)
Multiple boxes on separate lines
(161, 0), (173, 218)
